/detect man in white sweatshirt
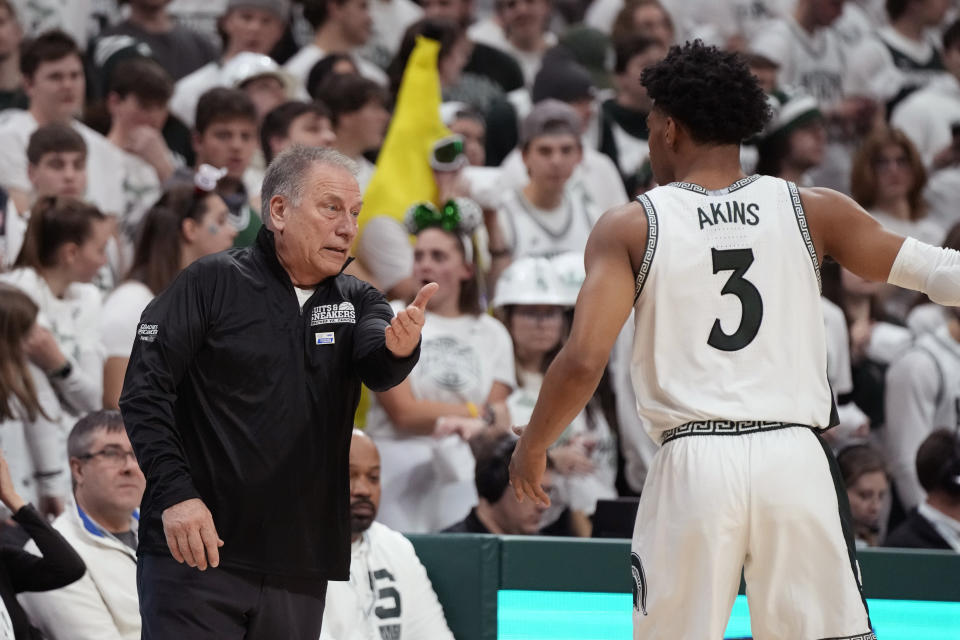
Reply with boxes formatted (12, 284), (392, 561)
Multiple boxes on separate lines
(19, 410), (145, 640)
(320, 430), (454, 640)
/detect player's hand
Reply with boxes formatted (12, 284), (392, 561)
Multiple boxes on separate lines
(385, 282), (438, 358)
(434, 415), (486, 441)
(509, 435), (551, 507)
(162, 498), (224, 571)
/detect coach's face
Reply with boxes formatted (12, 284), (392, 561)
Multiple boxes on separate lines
(271, 163), (361, 286)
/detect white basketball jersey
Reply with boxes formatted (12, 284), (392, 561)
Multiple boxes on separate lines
(630, 175), (834, 442)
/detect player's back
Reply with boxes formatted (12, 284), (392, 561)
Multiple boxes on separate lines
(630, 174), (834, 442)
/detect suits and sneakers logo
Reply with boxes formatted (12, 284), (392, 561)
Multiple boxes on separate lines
(311, 301), (356, 326)
(137, 323), (158, 342)
(631, 552), (648, 616)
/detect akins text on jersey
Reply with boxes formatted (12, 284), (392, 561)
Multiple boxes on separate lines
(698, 201), (760, 230)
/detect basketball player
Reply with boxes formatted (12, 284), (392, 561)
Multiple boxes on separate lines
(509, 41), (960, 639)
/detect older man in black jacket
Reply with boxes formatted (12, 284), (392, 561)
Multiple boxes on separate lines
(120, 145), (436, 639)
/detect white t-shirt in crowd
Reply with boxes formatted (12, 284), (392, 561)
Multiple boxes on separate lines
(892, 74), (960, 167)
(0, 110), (157, 218)
(508, 370), (617, 516)
(101, 281), (155, 359)
(320, 522), (454, 640)
(847, 27), (946, 103)
(169, 62), (221, 128)
(368, 0), (423, 57)
(494, 186), (601, 259)
(366, 307), (515, 533)
(284, 44), (389, 92)
(494, 146), (628, 220)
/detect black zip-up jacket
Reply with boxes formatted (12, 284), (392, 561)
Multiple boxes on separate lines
(119, 227), (419, 579)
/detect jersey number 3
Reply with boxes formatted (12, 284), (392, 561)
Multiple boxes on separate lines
(708, 248), (764, 352)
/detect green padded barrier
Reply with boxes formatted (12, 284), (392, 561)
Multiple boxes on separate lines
(858, 548), (960, 601)
(408, 534), (500, 640)
(499, 536), (630, 593)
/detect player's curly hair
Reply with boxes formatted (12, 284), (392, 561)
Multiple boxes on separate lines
(641, 41), (771, 145)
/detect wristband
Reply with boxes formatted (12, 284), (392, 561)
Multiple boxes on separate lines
(465, 402), (480, 418)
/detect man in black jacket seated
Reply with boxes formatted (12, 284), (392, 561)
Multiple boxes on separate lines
(885, 429), (960, 551)
(120, 145), (436, 639)
(444, 433), (555, 535)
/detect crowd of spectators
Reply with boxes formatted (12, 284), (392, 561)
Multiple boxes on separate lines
(0, 0), (958, 637)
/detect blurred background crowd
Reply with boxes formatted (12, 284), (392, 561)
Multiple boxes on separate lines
(0, 0), (959, 636)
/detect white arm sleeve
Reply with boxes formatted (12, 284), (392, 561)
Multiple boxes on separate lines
(887, 237), (960, 306)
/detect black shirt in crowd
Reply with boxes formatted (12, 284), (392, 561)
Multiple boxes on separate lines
(0, 505), (86, 639)
(884, 508), (954, 551)
(120, 227), (420, 580)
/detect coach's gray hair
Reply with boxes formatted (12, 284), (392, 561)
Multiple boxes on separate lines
(260, 146), (359, 225)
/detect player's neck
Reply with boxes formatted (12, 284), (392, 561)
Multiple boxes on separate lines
(672, 146), (745, 190)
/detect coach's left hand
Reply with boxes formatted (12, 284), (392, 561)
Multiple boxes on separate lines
(386, 282), (438, 358)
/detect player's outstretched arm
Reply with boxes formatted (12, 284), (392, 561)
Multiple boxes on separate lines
(804, 187), (960, 305)
(510, 204), (642, 506)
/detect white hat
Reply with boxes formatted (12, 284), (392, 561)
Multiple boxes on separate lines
(492, 256), (567, 308)
(550, 252), (585, 307)
(357, 216), (414, 293)
(221, 52), (295, 96)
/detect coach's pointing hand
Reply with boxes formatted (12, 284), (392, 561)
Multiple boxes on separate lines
(162, 498), (224, 571)
(386, 282), (438, 358)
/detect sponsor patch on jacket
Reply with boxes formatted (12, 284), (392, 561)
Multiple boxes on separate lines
(315, 332), (335, 345)
(137, 323), (158, 342)
(310, 301), (355, 325)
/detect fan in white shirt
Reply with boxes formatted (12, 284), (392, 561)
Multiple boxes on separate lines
(170, 0), (287, 127)
(284, 0), (389, 90)
(365, 203), (516, 533)
(320, 431), (455, 640)
(101, 181), (236, 409)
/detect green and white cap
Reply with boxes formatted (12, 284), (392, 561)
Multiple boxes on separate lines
(762, 88), (822, 141)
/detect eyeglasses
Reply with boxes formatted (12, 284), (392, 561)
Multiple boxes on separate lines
(77, 446), (138, 467)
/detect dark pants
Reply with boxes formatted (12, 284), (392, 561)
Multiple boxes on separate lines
(138, 553), (328, 640)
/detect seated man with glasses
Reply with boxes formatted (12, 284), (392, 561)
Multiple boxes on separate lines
(19, 410), (145, 640)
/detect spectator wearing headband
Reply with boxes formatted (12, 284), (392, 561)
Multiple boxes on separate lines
(365, 199), (515, 533)
(101, 173), (236, 410)
(170, 0), (289, 128)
